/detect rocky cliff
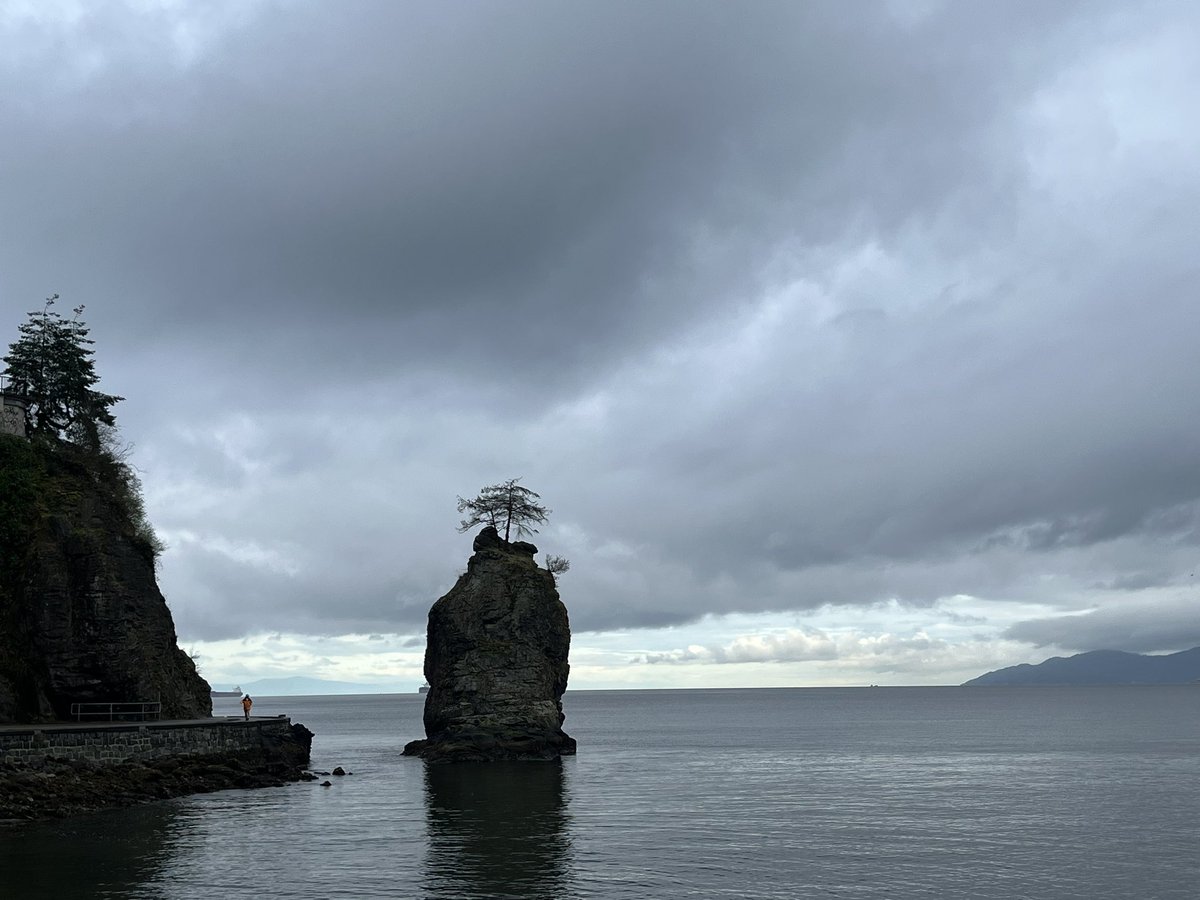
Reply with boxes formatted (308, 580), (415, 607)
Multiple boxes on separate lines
(403, 526), (575, 761)
(0, 436), (211, 723)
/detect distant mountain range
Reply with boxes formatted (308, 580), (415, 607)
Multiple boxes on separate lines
(216, 676), (413, 696)
(963, 647), (1200, 686)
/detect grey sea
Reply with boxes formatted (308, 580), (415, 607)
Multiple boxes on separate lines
(2, 686), (1198, 899)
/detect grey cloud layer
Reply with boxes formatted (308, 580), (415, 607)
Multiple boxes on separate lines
(2, 2), (1196, 655)
(2, 2), (1083, 381)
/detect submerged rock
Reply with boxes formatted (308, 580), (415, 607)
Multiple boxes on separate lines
(403, 526), (575, 761)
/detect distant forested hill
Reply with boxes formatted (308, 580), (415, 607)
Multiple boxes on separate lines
(963, 647), (1200, 686)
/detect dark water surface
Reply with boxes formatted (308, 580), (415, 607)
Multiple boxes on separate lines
(2, 686), (1198, 898)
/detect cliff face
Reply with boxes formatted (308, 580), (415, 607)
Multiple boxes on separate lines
(0, 437), (211, 723)
(404, 526), (575, 761)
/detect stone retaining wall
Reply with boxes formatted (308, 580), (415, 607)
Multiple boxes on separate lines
(0, 718), (295, 767)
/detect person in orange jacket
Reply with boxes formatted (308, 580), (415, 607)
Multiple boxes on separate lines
(241, 694), (253, 720)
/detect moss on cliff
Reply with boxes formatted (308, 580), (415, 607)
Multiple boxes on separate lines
(0, 435), (209, 723)
(0, 437), (44, 564)
(0, 437), (47, 717)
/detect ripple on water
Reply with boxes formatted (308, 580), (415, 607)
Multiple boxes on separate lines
(1, 687), (1198, 899)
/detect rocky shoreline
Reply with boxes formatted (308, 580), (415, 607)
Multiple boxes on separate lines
(0, 723), (315, 826)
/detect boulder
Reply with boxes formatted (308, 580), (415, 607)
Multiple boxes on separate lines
(403, 526), (575, 761)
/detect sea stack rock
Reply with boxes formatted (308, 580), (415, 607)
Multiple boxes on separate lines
(403, 526), (575, 761)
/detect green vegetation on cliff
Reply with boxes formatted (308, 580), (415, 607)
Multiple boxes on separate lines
(0, 437), (41, 571)
(0, 433), (205, 723)
(0, 304), (207, 723)
(0, 438), (163, 574)
(0, 437), (43, 714)
(2, 300), (163, 567)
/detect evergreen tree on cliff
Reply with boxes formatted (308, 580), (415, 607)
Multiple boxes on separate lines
(457, 478), (550, 542)
(2, 297), (161, 560)
(2, 296), (123, 451)
(0, 301), (205, 723)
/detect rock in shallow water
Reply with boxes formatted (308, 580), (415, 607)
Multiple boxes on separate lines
(403, 527), (575, 762)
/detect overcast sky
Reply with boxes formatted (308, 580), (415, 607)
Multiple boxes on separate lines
(2, 0), (1197, 691)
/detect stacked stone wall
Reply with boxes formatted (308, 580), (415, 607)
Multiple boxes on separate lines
(0, 718), (295, 767)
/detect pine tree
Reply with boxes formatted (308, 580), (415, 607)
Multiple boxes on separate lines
(2, 296), (123, 449)
(456, 478), (551, 542)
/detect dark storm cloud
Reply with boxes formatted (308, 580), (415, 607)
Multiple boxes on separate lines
(1006, 595), (1200, 653)
(2, 1), (1086, 388)
(3, 1), (1197, 657)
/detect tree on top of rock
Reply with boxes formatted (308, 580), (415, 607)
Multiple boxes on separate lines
(457, 478), (550, 542)
(2, 296), (123, 450)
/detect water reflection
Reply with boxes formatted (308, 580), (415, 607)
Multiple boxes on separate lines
(421, 760), (575, 899)
(0, 802), (177, 900)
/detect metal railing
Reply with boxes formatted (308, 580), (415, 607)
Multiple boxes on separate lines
(69, 702), (162, 722)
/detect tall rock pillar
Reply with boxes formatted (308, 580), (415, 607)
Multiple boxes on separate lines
(403, 527), (575, 761)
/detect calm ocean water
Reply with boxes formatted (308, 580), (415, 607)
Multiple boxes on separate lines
(2, 686), (1198, 899)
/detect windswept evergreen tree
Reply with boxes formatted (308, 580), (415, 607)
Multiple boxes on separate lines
(2, 296), (123, 450)
(457, 478), (551, 542)
(3, 298), (163, 562)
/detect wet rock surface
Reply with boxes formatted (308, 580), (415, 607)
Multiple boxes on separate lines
(403, 527), (575, 762)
